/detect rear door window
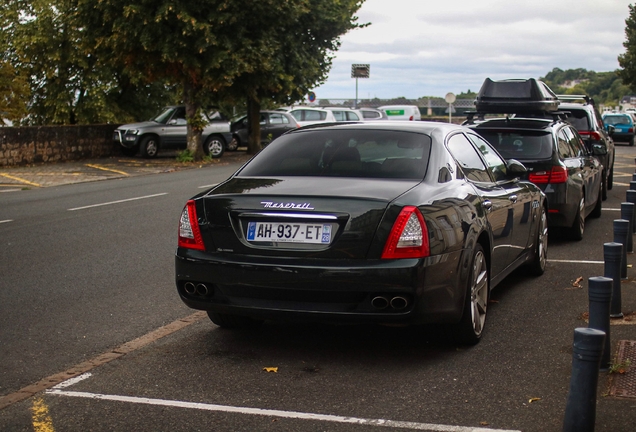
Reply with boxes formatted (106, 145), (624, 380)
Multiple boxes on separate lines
(446, 134), (492, 183)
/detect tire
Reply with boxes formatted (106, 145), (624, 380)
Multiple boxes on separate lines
(601, 170), (608, 201)
(226, 136), (240, 152)
(207, 311), (263, 329)
(569, 196), (585, 241)
(452, 244), (489, 345)
(140, 136), (159, 158)
(630, 136), (635, 147)
(204, 135), (225, 158)
(528, 205), (548, 276)
(608, 163), (614, 190)
(591, 184), (602, 219)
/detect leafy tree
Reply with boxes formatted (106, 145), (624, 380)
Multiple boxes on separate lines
(619, 4), (636, 93)
(77, 0), (365, 158)
(2, 0), (178, 125)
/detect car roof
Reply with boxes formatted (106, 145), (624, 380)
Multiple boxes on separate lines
(292, 119), (465, 135)
(469, 117), (559, 132)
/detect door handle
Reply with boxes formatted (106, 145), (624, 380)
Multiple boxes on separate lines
(509, 195), (518, 203)
(483, 200), (492, 211)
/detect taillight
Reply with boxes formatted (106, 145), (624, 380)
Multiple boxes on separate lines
(178, 200), (205, 250)
(381, 206), (429, 259)
(528, 166), (568, 184)
(630, 128), (634, 133)
(579, 131), (602, 141)
(409, 116), (414, 121)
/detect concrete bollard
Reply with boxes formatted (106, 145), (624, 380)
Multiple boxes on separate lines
(613, 219), (629, 279)
(587, 277), (612, 370)
(562, 328), (606, 432)
(630, 181), (636, 192)
(626, 190), (636, 234)
(604, 242), (624, 319)
(621, 203), (634, 253)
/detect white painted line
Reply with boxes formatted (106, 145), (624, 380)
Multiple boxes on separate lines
(68, 193), (168, 211)
(614, 182), (630, 187)
(0, 188), (22, 193)
(52, 373), (92, 389)
(0, 219), (13, 224)
(548, 259), (604, 264)
(603, 208), (621, 212)
(46, 389), (519, 432)
(198, 183), (219, 189)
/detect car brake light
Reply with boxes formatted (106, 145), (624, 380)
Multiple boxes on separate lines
(381, 206), (429, 259)
(528, 166), (568, 184)
(578, 131), (602, 141)
(630, 128), (634, 133)
(409, 115), (414, 121)
(178, 200), (205, 250)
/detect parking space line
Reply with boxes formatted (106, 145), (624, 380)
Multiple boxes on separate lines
(85, 164), (129, 176)
(47, 387), (519, 432)
(67, 193), (168, 211)
(0, 219), (13, 224)
(198, 183), (219, 189)
(0, 173), (41, 187)
(31, 397), (55, 432)
(0, 311), (206, 410)
(548, 259), (604, 264)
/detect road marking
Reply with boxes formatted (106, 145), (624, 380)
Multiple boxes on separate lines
(0, 311), (206, 410)
(614, 182), (630, 187)
(0, 188), (23, 192)
(68, 193), (168, 211)
(47, 387), (519, 432)
(85, 164), (129, 176)
(31, 397), (55, 432)
(603, 208), (621, 211)
(0, 219), (13, 224)
(548, 259), (604, 264)
(198, 183), (219, 189)
(0, 173), (41, 187)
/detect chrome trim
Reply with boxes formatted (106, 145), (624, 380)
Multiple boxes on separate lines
(240, 212), (337, 220)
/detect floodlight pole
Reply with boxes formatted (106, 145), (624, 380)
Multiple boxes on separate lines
(355, 77), (359, 108)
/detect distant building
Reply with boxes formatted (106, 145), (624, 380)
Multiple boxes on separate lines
(561, 79), (588, 89)
(620, 95), (636, 111)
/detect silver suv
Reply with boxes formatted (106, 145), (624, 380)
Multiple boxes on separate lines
(114, 106), (232, 158)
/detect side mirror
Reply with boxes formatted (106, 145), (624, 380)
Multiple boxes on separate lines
(607, 124), (615, 136)
(506, 158), (527, 175)
(592, 143), (608, 156)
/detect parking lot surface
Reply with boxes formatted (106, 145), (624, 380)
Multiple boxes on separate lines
(0, 147), (635, 432)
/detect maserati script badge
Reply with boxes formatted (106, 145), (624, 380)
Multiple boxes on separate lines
(261, 201), (314, 210)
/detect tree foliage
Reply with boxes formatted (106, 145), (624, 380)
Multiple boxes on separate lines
(76, 0), (365, 158)
(2, 0), (178, 125)
(619, 4), (636, 94)
(541, 67), (630, 106)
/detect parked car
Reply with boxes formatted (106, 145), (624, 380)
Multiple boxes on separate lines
(279, 107), (337, 126)
(229, 111), (300, 149)
(467, 79), (602, 240)
(359, 107), (389, 120)
(114, 106), (231, 158)
(377, 105), (421, 121)
(175, 121), (547, 345)
(558, 95), (615, 200)
(322, 107), (364, 121)
(602, 113), (634, 146)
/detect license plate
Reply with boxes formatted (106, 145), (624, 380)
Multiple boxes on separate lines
(246, 222), (333, 244)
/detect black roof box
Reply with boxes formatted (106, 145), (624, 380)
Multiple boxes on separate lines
(474, 78), (560, 114)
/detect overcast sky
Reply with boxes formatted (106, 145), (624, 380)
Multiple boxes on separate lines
(312, 0), (632, 100)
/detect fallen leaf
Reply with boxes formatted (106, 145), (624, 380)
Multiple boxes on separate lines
(572, 277), (583, 288)
(263, 367), (278, 373)
(529, 397), (541, 403)
(480, 421), (489, 426)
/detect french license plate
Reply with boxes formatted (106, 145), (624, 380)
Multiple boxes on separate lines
(246, 222), (332, 244)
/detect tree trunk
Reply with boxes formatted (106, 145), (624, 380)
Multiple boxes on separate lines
(183, 80), (204, 161)
(247, 97), (262, 155)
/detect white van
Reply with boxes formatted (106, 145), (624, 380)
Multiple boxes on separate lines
(377, 105), (421, 121)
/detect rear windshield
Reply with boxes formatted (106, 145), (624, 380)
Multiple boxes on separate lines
(474, 130), (553, 160)
(565, 109), (591, 131)
(603, 115), (632, 125)
(238, 129), (431, 179)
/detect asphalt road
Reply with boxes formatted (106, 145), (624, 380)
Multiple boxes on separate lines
(0, 148), (635, 431)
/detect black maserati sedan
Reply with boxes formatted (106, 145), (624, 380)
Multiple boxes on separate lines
(175, 121), (548, 344)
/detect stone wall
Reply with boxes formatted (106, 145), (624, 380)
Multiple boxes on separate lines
(0, 124), (121, 167)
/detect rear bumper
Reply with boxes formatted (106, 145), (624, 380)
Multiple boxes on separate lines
(540, 183), (577, 227)
(175, 248), (467, 325)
